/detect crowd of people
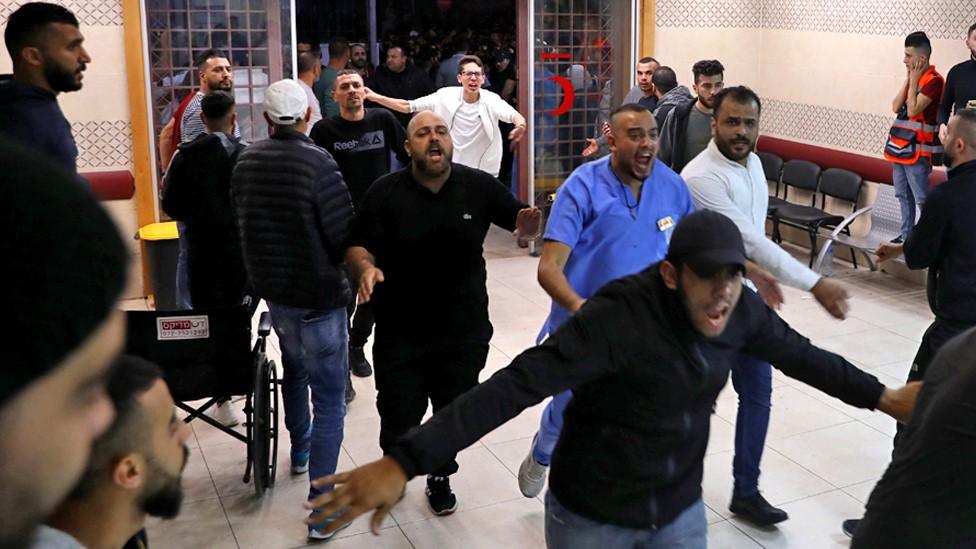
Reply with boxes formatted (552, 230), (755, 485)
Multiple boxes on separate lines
(2, 2), (976, 548)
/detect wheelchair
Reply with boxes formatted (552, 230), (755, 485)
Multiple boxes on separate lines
(124, 298), (279, 496)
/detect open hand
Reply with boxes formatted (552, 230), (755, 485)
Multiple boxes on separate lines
(304, 457), (408, 536)
(878, 382), (922, 423)
(747, 266), (785, 311)
(581, 138), (599, 157)
(810, 277), (851, 320)
(358, 267), (385, 304)
(515, 207), (542, 240)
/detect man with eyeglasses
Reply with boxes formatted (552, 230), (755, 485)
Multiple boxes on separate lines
(364, 55), (527, 178)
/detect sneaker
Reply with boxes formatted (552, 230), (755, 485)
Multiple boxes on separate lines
(345, 372), (356, 405)
(210, 400), (243, 427)
(425, 475), (458, 516)
(349, 345), (373, 378)
(890, 236), (904, 244)
(842, 518), (861, 538)
(307, 514), (351, 542)
(290, 424), (312, 475)
(729, 493), (789, 526)
(517, 436), (549, 498)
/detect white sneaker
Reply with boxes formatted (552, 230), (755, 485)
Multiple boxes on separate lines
(307, 516), (351, 541)
(210, 400), (243, 427)
(517, 435), (549, 498)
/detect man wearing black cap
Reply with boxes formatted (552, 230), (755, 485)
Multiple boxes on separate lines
(307, 210), (920, 548)
(0, 138), (129, 549)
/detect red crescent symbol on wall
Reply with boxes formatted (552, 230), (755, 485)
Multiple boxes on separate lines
(547, 76), (575, 116)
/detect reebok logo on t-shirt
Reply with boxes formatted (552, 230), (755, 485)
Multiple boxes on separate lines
(333, 130), (385, 153)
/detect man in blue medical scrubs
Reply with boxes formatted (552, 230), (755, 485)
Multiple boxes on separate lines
(518, 103), (696, 496)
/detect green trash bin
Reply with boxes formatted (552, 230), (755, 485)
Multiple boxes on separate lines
(137, 221), (179, 310)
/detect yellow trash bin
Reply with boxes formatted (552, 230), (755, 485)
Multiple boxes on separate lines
(137, 221), (179, 310)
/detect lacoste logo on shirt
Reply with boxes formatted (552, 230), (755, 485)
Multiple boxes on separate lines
(463, 213), (473, 220)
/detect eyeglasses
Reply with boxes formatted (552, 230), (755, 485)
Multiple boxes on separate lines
(460, 71), (483, 78)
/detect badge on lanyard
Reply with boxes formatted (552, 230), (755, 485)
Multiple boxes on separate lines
(657, 216), (675, 232)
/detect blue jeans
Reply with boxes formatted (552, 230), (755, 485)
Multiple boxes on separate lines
(892, 159), (932, 239)
(533, 390), (572, 466)
(730, 352), (772, 498)
(175, 222), (192, 309)
(267, 303), (348, 499)
(545, 491), (706, 549)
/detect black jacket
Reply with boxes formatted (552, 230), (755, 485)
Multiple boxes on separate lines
(231, 128), (353, 310)
(388, 265), (885, 530)
(658, 97), (697, 173)
(367, 63), (435, 126)
(162, 132), (248, 308)
(904, 159), (976, 323)
(0, 79), (78, 174)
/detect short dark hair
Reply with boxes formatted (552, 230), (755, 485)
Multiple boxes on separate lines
(67, 356), (163, 499)
(329, 37), (349, 57)
(609, 103), (652, 122)
(712, 85), (762, 119)
(953, 108), (976, 147)
(652, 66), (678, 94)
(297, 50), (321, 74)
(453, 38), (470, 53)
(201, 90), (235, 121)
(969, 22), (976, 36)
(195, 48), (227, 70)
(4, 2), (79, 60)
(332, 68), (361, 90)
(905, 31), (932, 56)
(692, 59), (725, 84)
(638, 56), (659, 66)
(457, 55), (483, 73)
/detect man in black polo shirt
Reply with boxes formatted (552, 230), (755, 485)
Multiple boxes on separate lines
(308, 211), (919, 547)
(311, 69), (408, 380)
(937, 22), (976, 141)
(344, 111), (541, 516)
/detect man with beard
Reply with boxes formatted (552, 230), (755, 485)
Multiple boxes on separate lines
(682, 86), (852, 526)
(296, 49), (323, 132)
(937, 23), (976, 141)
(841, 108), (976, 541)
(348, 43), (374, 81)
(518, 104), (696, 497)
(365, 56), (528, 177)
(310, 69), (408, 383)
(0, 139), (128, 549)
(0, 2), (90, 174)
(345, 111), (541, 516)
(308, 211), (920, 547)
(30, 356), (192, 549)
(659, 59), (725, 173)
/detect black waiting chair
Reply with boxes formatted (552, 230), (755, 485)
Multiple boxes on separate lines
(773, 166), (864, 268)
(758, 151), (786, 216)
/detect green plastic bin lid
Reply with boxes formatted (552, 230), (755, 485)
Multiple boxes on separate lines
(137, 221), (178, 241)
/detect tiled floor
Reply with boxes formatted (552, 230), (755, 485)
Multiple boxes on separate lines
(147, 229), (933, 548)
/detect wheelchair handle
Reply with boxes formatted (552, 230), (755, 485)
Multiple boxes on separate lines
(258, 311), (272, 337)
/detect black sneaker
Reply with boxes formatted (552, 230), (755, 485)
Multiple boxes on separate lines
(890, 236), (904, 244)
(425, 475), (458, 516)
(842, 518), (861, 538)
(349, 345), (372, 378)
(729, 493), (789, 526)
(344, 371), (356, 405)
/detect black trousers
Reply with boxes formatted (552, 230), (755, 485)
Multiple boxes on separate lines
(373, 339), (490, 477)
(344, 270), (375, 348)
(893, 316), (974, 446)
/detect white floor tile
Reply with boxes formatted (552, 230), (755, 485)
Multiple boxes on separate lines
(730, 490), (865, 548)
(399, 498), (546, 549)
(769, 423), (894, 487)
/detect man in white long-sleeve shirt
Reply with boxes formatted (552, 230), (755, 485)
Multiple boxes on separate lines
(682, 86), (852, 527)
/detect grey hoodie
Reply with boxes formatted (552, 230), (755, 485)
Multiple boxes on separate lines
(653, 85), (694, 128)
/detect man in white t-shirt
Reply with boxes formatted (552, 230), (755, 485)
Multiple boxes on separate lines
(296, 50), (323, 133)
(363, 56), (527, 177)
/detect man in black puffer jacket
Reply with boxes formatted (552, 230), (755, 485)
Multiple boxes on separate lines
(230, 79), (355, 543)
(162, 90), (248, 309)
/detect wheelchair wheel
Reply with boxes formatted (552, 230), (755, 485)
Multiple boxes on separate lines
(251, 353), (276, 497)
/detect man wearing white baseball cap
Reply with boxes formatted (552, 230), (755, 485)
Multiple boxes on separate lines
(230, 79), (356, 541)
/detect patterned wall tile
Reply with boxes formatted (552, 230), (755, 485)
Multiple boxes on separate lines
(1, 0), (123, 27)
(761, 98), (893, 156)
(658, 0), (976, 39)
(73, 120), (132, 169)
(762, 0), (976, 40)
(657, 0), (762, 29)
